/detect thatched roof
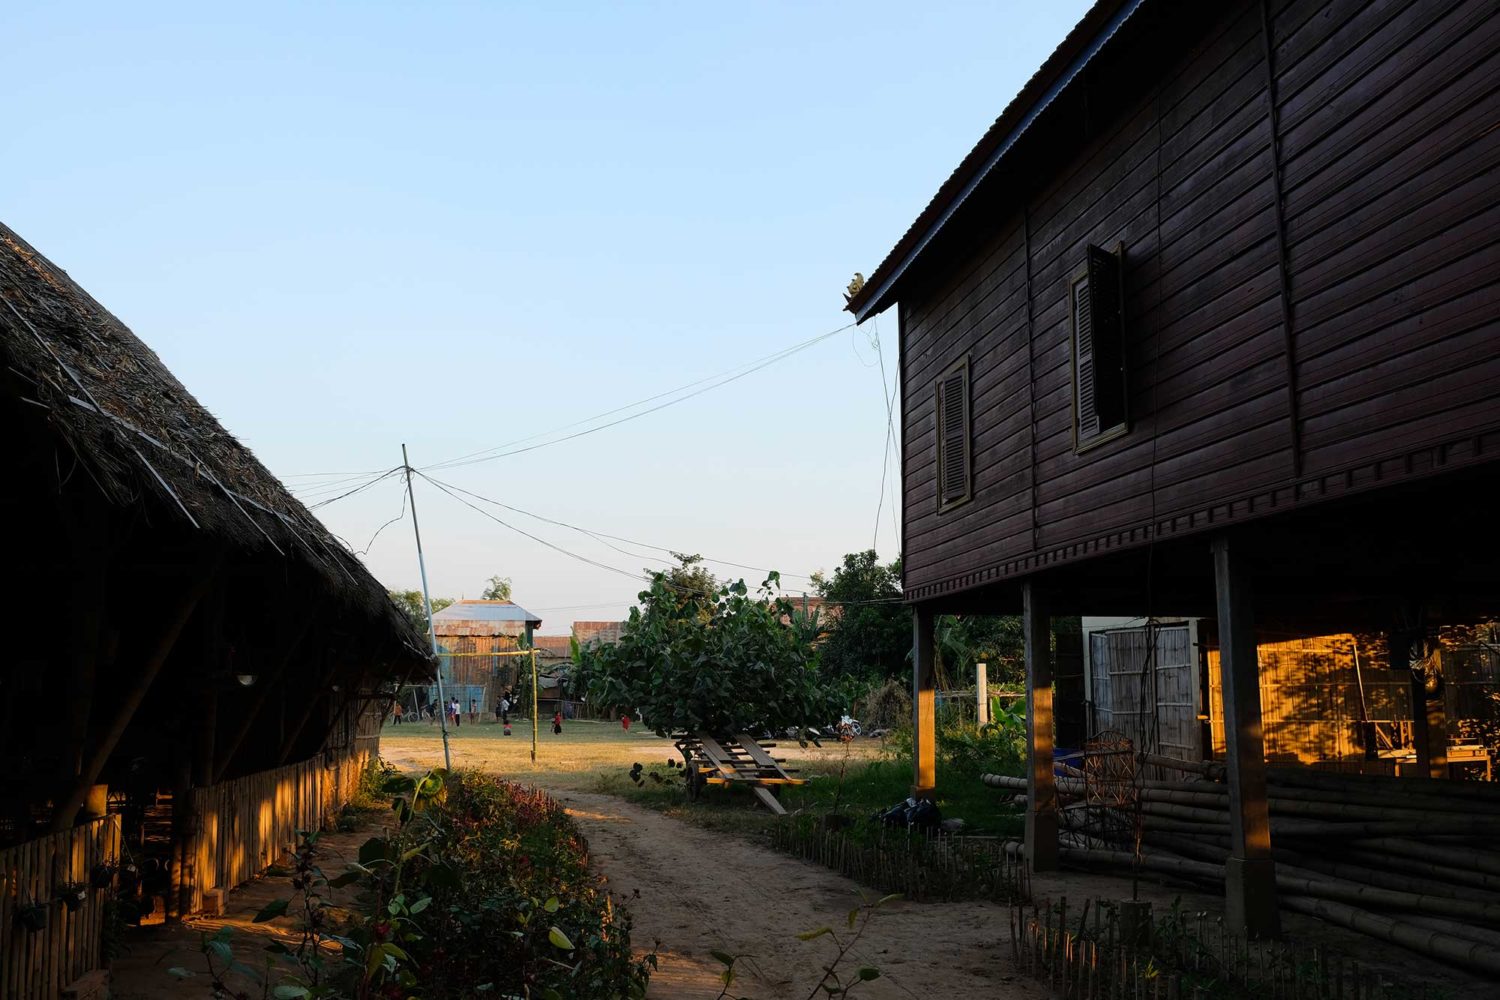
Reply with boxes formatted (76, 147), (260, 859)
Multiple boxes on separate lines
(0, 222), (424, 657)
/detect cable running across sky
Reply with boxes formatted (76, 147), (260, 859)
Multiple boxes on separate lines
(415, 470), (903, 606)
(419, 321), (855, 472)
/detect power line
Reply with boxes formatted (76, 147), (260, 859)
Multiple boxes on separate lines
(355, 479), (409, 555)
(421, 321), (855, 471)
(422, 473), (813, 581)
(416, 471), (904, 607)
(417, 471), (670, 586)
(305, 467), (404, 510)
(870, 315), (901, 557)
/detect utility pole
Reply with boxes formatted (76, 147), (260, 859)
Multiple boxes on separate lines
(530, 647), (539, 764)
(402, 444), (451, 771)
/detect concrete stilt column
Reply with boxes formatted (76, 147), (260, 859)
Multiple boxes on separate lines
(1212, 536), (1281, 939)
(1024, 581), (1058, 872)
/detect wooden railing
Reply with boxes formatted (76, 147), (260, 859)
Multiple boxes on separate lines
(187, 748), (370, 914)
(0, 816), (122, 1000)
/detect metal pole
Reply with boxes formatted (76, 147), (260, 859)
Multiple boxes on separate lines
(530, 647), (539, 764)
(402, 444), (451, 771)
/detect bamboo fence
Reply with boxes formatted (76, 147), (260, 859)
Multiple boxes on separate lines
(0, 816), (121, 1000)
(769, 821), (1031, 903)
(186, 747), (370, 914)
(1012, 894), (1442, 1000)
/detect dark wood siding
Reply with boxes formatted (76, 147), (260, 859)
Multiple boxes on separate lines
(900, 0), (1500, 599)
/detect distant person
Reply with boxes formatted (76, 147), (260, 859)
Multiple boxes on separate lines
(392, 702), (403, 726)
(500, 695), (511, 726)
(469, 698), (478, 724)
(450, 698), (461, 728)
(620, 713), (631, 732)
(552, 709), (563, 736)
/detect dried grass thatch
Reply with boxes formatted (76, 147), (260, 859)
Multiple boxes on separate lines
(0, 221), (423, 661)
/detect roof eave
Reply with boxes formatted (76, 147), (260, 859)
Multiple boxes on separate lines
(845, 0), (1147, 324)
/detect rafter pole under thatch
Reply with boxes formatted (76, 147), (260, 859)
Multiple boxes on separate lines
(51, 553), (221, 831)
(213, 597), (321, 783)
(279, 649), (339, 764)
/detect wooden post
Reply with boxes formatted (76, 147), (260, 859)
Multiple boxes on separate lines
(1407, 649), (1448, 780)
(912, 605), (937, 797)
(194, 584), (227, 789)
(1024, 581), (1058, 872)
(977, 661), (990, 726)
(50, 559), (219, 831)
(60, 500), (109, 794)
(1211, 536), (1280, 938)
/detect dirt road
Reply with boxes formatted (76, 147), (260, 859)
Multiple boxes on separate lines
(553, 789), (1040, 1000)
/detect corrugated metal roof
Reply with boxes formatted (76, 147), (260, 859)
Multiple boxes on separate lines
(432, 599), (542, 635)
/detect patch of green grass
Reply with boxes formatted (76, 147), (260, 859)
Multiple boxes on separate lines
(594, 747), (1023, 840)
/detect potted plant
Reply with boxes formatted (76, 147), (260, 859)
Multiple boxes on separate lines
(117, 862), (139, 893)
(58, 882), (89, 913)
(90, 862), (116, 889)
(17, 900), (48, 932)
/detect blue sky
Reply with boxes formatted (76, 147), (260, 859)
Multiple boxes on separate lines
(8, 1), (1090, 631)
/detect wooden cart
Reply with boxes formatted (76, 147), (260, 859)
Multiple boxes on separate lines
(673, 732), (806, 815)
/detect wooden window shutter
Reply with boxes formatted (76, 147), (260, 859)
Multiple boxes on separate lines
(1086, 244), (1126, 430)
(937, 360), (970, 510)
(1072, 274), (1099, 441)
(1073, 244), (1127, 447)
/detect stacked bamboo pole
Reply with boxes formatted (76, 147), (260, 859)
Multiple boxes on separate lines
(983, 767), (1500, 978)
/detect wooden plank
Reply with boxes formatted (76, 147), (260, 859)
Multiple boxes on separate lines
(732, 735), (808, 784)
(751, 786), (787, 816)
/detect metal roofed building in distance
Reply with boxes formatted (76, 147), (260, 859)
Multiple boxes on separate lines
(431, 599), (543, 637)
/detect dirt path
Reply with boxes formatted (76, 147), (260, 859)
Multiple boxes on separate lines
(110, 824), (380, 999)
(552, 789), (1040, 1000)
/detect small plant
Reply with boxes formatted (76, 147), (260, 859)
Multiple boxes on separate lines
(711, 893), (899, 999)
(58, 882), (89, 913)
(90, 861), (117, 889)
(16, 899), (48, 933)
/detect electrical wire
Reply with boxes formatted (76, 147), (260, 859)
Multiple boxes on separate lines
(870, 315), (902, 557)
(356, 480), (410, 556)
(305, 467), (404, 510)
(421, 472), (813, 581)
(416, 471), (903, 607)
(421, 321), (855, 471)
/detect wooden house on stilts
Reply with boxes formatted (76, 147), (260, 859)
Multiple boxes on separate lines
(846, 0), (1500, 966)
(0, 222), (428, 996)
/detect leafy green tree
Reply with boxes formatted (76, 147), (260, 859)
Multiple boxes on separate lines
(481, 575), (512, 601)
(389, 589), (454, 634)
(935, 614), (1025, 687)
(640, 552), (718, 623)
(588, 572), (844, 737)
(812, 550), (909, 682)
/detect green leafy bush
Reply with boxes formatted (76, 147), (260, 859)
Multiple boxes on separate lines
(588, 573), (845, 737)
(189, 770), (652, 1000)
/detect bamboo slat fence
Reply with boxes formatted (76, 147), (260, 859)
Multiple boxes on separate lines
(1011, 894), (1444, 1000)
(0, 816), (121, 1000)
(187, 747), (370, 914)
